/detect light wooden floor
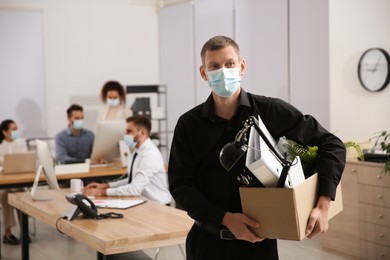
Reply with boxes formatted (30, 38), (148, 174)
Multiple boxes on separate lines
(0, 218), (354, 260)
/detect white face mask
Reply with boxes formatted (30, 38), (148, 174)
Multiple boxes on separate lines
(124, 134), (138, 149)
(11, 130), (19, 141)
(207, 68), (241, 97)
(73, 119), (84, 130)
(107, 98), (120, 107)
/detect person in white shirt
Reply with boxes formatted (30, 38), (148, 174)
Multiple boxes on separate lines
(97, 81), (132, 121)
(0, 119), (28, 245)
(84, 115), (171, 205)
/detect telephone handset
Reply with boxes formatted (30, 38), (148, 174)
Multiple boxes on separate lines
(64, 194), (98, 220)
(64, 194), (124, 221)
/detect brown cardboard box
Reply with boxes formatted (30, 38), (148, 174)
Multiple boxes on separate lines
(239, 173), (343, 241)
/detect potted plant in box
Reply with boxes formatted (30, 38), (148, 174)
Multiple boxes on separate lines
(284, 139), (364, 176)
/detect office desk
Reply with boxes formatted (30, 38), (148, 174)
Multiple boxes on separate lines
(9, 190), (193, 260)
(0, 165), (127, 189)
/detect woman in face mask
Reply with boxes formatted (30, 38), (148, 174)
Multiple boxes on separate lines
(0, 119), (27, 165)
(97, 81), (132, 121)
(0, 119), (28, 245)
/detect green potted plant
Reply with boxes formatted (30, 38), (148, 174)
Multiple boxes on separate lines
(284, 139), (364, 176)
(370, 131), (390, 174)
(150, 132), (160, 146)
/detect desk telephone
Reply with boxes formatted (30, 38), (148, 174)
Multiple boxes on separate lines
(64, 194), (123, 220)
(64, 194), (98, 220)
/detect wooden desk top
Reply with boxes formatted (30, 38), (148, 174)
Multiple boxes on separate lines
(9, 190), (193, 255)
(0, 165), (127, 188)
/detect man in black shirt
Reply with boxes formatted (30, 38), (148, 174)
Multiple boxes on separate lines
(168, 35), (346, 259)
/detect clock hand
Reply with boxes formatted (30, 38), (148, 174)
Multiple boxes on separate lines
(373, 56), (381, 71)
(366, 57), (381, 72)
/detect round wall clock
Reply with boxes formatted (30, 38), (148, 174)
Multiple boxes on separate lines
(358, 48), (390, 92)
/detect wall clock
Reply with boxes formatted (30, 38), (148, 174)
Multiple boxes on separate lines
(358, 48), (390, 92)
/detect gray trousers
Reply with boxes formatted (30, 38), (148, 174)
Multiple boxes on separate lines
(0, 190), (17, 230)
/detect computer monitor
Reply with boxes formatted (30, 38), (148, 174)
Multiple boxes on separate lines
(31, 139), (60, 201)
(91, 120), (126, 162)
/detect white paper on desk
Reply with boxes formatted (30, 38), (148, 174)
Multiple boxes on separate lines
(92, 199), (145, 209)
(245, 116), (305, 188)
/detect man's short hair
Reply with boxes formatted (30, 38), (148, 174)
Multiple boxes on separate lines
(67, 104), (83, 118)
(200, 35), (240, 65)
(126, 115), (151, 135)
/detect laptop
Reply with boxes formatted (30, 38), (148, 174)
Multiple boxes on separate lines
(2, 152), (37, 173)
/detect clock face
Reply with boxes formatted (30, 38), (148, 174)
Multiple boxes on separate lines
(358, 48), (390, 92)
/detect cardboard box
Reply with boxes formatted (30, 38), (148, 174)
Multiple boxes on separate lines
(239, 173), (343, 241)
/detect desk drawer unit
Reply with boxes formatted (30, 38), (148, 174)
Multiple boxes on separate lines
(359, 204), (390, 227)
(321, 161), (390, 259)
(360, 240), (390, 259)
(358, 184), (390, 207)
(360, 222), (390, 247)
(357, 162), (390, 259)
(357, 165), (390, 187)
(359, 203), (390, 227)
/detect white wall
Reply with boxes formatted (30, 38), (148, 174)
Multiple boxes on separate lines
(159, 2), (195, 131)
(159, 0), (330, 140)
(290, 0), (330, 128)
(0, 0), (159, 137)
(235, 0), (288, 100)
(193, 0), (235, 105)
(0, 9), (46, 138)
(329, 0), (390, 141)
(2, 0), (388, 144)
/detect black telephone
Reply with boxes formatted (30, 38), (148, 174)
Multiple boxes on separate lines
(64, 194), (123, 221)
(64, 194), (98, 220)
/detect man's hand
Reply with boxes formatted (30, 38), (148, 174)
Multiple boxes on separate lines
(83, 187), (107, 196)
(85, 182), (108, 189)
(222, 212), (264, 243)
(84, 182), (109, 196)
(90, 158), (108, 165)
(305, 196), (331, 238)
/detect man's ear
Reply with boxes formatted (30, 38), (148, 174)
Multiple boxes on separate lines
(240, 59), (246, 77)
(139, 127), (147, 138)
(200, 65), (207, 81)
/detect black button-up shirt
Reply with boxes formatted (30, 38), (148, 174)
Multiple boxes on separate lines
(168, 89), (346, 229)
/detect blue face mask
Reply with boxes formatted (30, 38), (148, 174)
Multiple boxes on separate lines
(107, 98), (120, 107)
(124, 134), (138, 149)
(11, 130), (19, 141)
(73, 119), (84, 130)
(207, 68), (241, 97)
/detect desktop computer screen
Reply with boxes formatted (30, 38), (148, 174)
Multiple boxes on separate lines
(91, 120), (126, 162)
(31, 139), (60, 200)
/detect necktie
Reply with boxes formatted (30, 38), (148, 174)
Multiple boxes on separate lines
(128, 152), (138, 184)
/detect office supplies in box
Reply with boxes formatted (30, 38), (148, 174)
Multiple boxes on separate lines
(245, 116), (305, 188)
(239, 173), (343, 241)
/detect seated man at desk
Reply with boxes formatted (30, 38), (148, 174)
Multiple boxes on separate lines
(55, 104), (94, 164)
(84, 115), (171, 205)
